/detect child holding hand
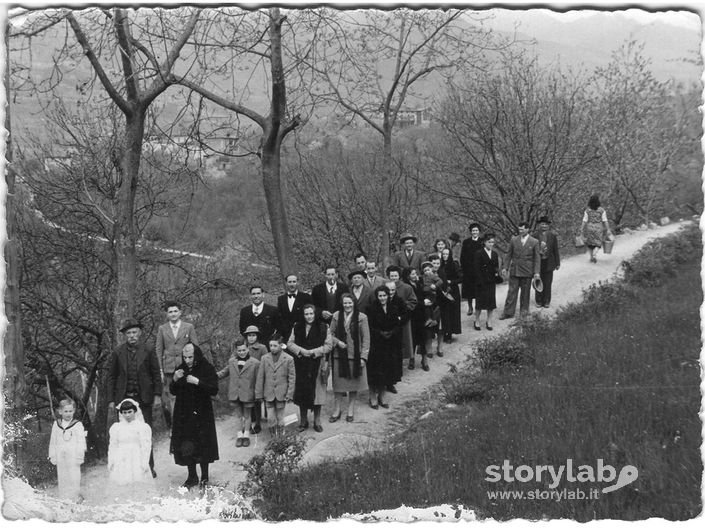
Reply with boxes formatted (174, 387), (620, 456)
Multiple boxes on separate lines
(255, 334), (296, 437)
(48, 398), (87, 501)
(217, 338), (260, 447)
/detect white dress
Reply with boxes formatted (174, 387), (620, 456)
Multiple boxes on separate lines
(108, 402), (152, 485)
(48, 419), (86, 500)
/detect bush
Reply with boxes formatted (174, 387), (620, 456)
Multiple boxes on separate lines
(476, 333), (535, 372)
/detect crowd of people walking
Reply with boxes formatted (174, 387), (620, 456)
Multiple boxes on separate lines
(51, 197), (618, 497)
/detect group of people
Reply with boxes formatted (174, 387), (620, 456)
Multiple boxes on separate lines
(49, 195), (614, 498)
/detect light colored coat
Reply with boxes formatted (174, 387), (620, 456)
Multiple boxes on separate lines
(504, 235), (541, 278)
(329, 311), (370, 362)
(255, 352), (296, 402)
(156, 321), (198, 374)
(217, 356), (260, 403)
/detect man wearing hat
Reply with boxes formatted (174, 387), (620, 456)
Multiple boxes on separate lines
(348, 269), (374, 314)
(460, 223), (483, 316)
(392, 233), (424, 272)
(499, 221), (541, 320)
(533, 216), (561, 308)
(239, 285), (280, 343)
(107, 318), (162, 477)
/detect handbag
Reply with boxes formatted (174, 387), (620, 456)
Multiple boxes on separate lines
(494, 273), (503, 284)
(574, 235), (585, 248)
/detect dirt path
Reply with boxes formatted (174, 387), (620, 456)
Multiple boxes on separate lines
(43, 220), (691, 511)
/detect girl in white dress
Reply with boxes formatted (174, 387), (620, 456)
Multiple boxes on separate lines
(48, 398), (86, 501)
(108, 398), (152, 485)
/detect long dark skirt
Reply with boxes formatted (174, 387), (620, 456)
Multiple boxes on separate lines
(440, 284), (462, 335)
(475, 282), (497, 311)
(293, 355), (321, 408)
(367, 336), (399, 389)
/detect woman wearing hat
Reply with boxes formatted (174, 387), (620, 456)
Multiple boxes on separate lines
(460, 223), (483, 315)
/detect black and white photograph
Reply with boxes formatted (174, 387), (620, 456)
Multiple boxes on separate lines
(1, 0), (703, 523)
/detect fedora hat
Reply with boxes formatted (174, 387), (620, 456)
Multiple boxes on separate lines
(399, 232), (417, 244)
(531, 277), (544, 293)
(348, 269), (365, 281)
(119, 318), (143, 333)
(537, 216), (551, 224)
(243, 325), (261, 335)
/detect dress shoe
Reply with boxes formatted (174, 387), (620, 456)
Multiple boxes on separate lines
(498, 314), (513, 320)
(346, 415), (354, 422)
(421, 360), (430, 372)
(427, 352), (434, 358)
(235, 437), (244, 447)
(329, 413), (341, 423)
(436, 350), (444, 357)
(313, 424), (323, 433)
(379, 402), (390, 409)
(474, 322), (481, 331)
(199, 479), (209, 489)
(486, 323), (493, 331)
(408, 358), (415, 370)
(369, 400), (379, 410)
(241, 437), (251, 447)
(387, 385), (398, 394)
(298, 421), (309, 432)
(151, 468), (157, 479)
(252, 423), (262, 434)
(543, 303), (550, 308)
(183, 477), (199, 489)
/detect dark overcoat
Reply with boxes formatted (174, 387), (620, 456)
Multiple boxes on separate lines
(169, 355), (219, 466)
(366, 301), (402, 389)
(107, 342), (162, 405)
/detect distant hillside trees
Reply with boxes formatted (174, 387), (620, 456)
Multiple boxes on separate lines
(305, 8), (506, 263)
(589, 42), (696, 227)
(431, 54), (598, 243)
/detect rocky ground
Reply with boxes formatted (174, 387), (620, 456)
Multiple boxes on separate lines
(2, 220), (690, 521)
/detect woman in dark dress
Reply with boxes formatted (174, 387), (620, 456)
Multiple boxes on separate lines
(366, 285), (402, 409)
(460, 223), (483, 315)
(170, 343), (219, 489)
(439, 247), (463, 343)
(402, 267), (428, 372)
(286, 304), (332, 433)
(472, 233), (501, 331)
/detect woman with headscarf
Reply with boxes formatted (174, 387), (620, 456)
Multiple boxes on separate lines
(170, 343), (219, 489)
(328, 293), (370, 423)
(287, 304), (333, 433)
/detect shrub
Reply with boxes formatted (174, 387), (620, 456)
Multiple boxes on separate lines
(476, 333), (535, 372)
(238, 433), (307, 511)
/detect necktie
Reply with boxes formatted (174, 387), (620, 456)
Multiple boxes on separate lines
(329, 286), (334, 294)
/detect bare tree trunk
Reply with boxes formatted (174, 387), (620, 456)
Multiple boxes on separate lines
(113, 111), (145, 330)
(3, 21), (26, 414)
(379, 125), (393, 268)
(262, 142), (296, 276)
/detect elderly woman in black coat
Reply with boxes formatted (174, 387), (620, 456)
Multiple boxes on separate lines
(170, 343), (219, 489)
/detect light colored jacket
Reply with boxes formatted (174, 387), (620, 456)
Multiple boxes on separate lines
(255, 352), (296, 402)
(504, 235), (541, 278)
(329, 311), (370, 362)
(156, 321), (198, 374)
(217, 356), (260, 402)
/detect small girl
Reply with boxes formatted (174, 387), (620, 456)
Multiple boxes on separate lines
(217, 338), (260, 447)
(108, 398), (152, 485)
(48, 398), (86, 501)
(244, 326), (268, 434)
(255, 334), (296, 436)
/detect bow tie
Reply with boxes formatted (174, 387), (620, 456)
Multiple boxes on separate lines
(288, 294), (296, 298)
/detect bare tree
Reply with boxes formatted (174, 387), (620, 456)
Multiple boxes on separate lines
(589, 41), (691, 227)
(171, 7), (313, 277)
(304, 8), (504, 262)
(430, 54), (599, 244)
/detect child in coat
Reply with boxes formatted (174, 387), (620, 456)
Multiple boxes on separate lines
(243, 325), (268, 434)
(48, 398), (87, 501)
(217, 338), (260, 447)
(421, 261), (443, 327)
(255, 334), (296, 436)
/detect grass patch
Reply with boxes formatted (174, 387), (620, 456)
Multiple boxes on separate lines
(243, 225), (702, 521)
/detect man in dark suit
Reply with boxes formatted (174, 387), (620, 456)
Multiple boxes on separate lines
(107, 318), (162, 477)
(533, 216), (561, 308)
(239, 285), (279, 342)
(155, 300), (198, 428)
(311, 265), (349, 324)
(499, 221), (541, 319)
(391, 233), (424, 273)
(276, 274), (313, 341)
